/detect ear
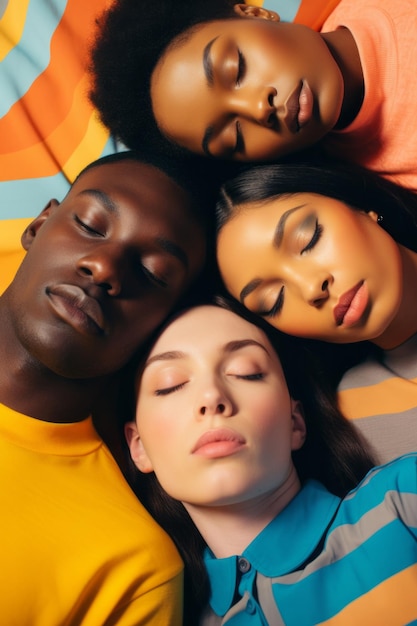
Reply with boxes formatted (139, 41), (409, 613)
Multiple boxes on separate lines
(367, 210), (379, 223)
(21, 199), (60, 251)
(233, 3), (280, 21)
(124, 421), (154, 473)
(290, 399), (307, 451)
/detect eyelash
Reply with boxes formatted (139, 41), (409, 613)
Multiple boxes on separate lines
(235, 121), (244, 153)
(237, 373), (264, 381)
(301, 220), (323, 254)
(141, 265), (168, 289)
(233, 50), (246, 155)
(264, 286), (284, 319)
(155, 383), (186, 396)
(154, 373), (264, 396)
(74, 214), (103, 237)
(236, 49), (246, 86)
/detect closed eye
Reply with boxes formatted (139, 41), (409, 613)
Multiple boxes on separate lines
(301, 220), (323, 254)
(235, 121), (244, 154)
(74, 214), (104, 237)
(155, 382), (186, 396)
(141, 265), (168, 289)
(261, 286), (284, 319)
(236, 373), (264, 381)
(236, 49), (246, 86)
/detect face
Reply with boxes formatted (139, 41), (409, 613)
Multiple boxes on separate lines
(8, 160), (205, 378)
(217, 194), (403, 344)
(126, 305), (305, 511)
(151, 9), (343, 162)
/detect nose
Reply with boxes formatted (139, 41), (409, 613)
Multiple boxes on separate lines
(304, 276), (331, 307)
(77, 244), (124, 296)
(231, 86), (277, 127)
(197, 379), (233, 418)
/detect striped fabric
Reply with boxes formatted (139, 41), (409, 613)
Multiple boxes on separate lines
(337, 334), (417, 464)
(0, 0), (119, 221)
(203, 454), (417, 625)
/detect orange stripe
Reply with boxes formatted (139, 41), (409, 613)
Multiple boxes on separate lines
(294, 0), (341, 30)
(0, 76), (107, 180)
(62, 109), (109, 182)
(0, 0), (31, 60)
(0, 218), (30, 295)
(0, 0), (111, 175)
(319, 564), (417, 625)
(338, 376), (417, 420)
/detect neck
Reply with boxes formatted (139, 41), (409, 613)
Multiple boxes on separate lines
(374, 245), (417, 349)
(183, 466), (300, 558)
(0, 302), (105, 423)
(321, 27), (364, 129)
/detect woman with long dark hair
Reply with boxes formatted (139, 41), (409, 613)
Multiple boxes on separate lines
(216, 160), (417, 462)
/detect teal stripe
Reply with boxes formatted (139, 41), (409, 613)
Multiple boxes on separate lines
(266, 0), (301, 22)
(0, 137), (124, 219)
(0, 0), (67, 117)
(276, 521), (417, 624)
(0, 174), (70, 219)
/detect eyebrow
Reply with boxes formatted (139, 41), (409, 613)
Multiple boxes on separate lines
(272, 204), (307, 248)
(201, 37), (219, 157)
(144, 338), (269, 368)
(239, 203), (307, 303)
(79, 189), (119, 215)
(203, 37), (217, 86)
(156, 238), (188, 268)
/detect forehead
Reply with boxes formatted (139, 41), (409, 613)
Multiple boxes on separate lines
(149, 305), (271, 352)
(154, 17), (276, 87)
(70, 160), (204, 240)
(152, 20), (244, 141)
(72, 161), (192, 216)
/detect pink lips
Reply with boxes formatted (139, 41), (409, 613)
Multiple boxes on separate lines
(192, 428), (246, 459)
(334, 281), (369, 327)
(284, 80), (314, 133)
(47, 284), (105, 335)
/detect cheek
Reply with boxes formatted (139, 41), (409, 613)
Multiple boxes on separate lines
(137, 397), (186, 456)
(245, 385), (291, 432)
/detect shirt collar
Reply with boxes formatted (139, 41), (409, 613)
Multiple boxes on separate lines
(204, 480), (340, 616)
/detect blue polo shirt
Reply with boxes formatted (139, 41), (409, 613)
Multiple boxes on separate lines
(203, 454), (417, 625)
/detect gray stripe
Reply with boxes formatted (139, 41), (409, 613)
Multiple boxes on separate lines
(353, 411), (417, 465)
(256, 572), (286, 625)
(0, 0), (8, 19)
(200, 592), (255, 625)
(271, 491), (417, 585)
(338, 359), (401, 390)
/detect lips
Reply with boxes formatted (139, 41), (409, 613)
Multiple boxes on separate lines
(334, 281), (369, 327)
(192, 428), (246, 459)
(284, 80), (314, 133)
(46, 284), (106, 335)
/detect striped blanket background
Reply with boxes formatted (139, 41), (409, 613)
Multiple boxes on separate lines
(0, 0), (339, 292)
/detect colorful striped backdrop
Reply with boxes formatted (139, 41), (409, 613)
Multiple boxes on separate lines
(0, 0), (339, 292)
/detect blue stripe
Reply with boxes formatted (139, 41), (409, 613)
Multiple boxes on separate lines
(0, 0), (67, 117)
(276, 521), (417, 624)
(267, 0), (301, 22)
(0, 174), (70, 219)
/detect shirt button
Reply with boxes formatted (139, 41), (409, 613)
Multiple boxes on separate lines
(238, 557), (251, 573)
(246, 598), (256, 614)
